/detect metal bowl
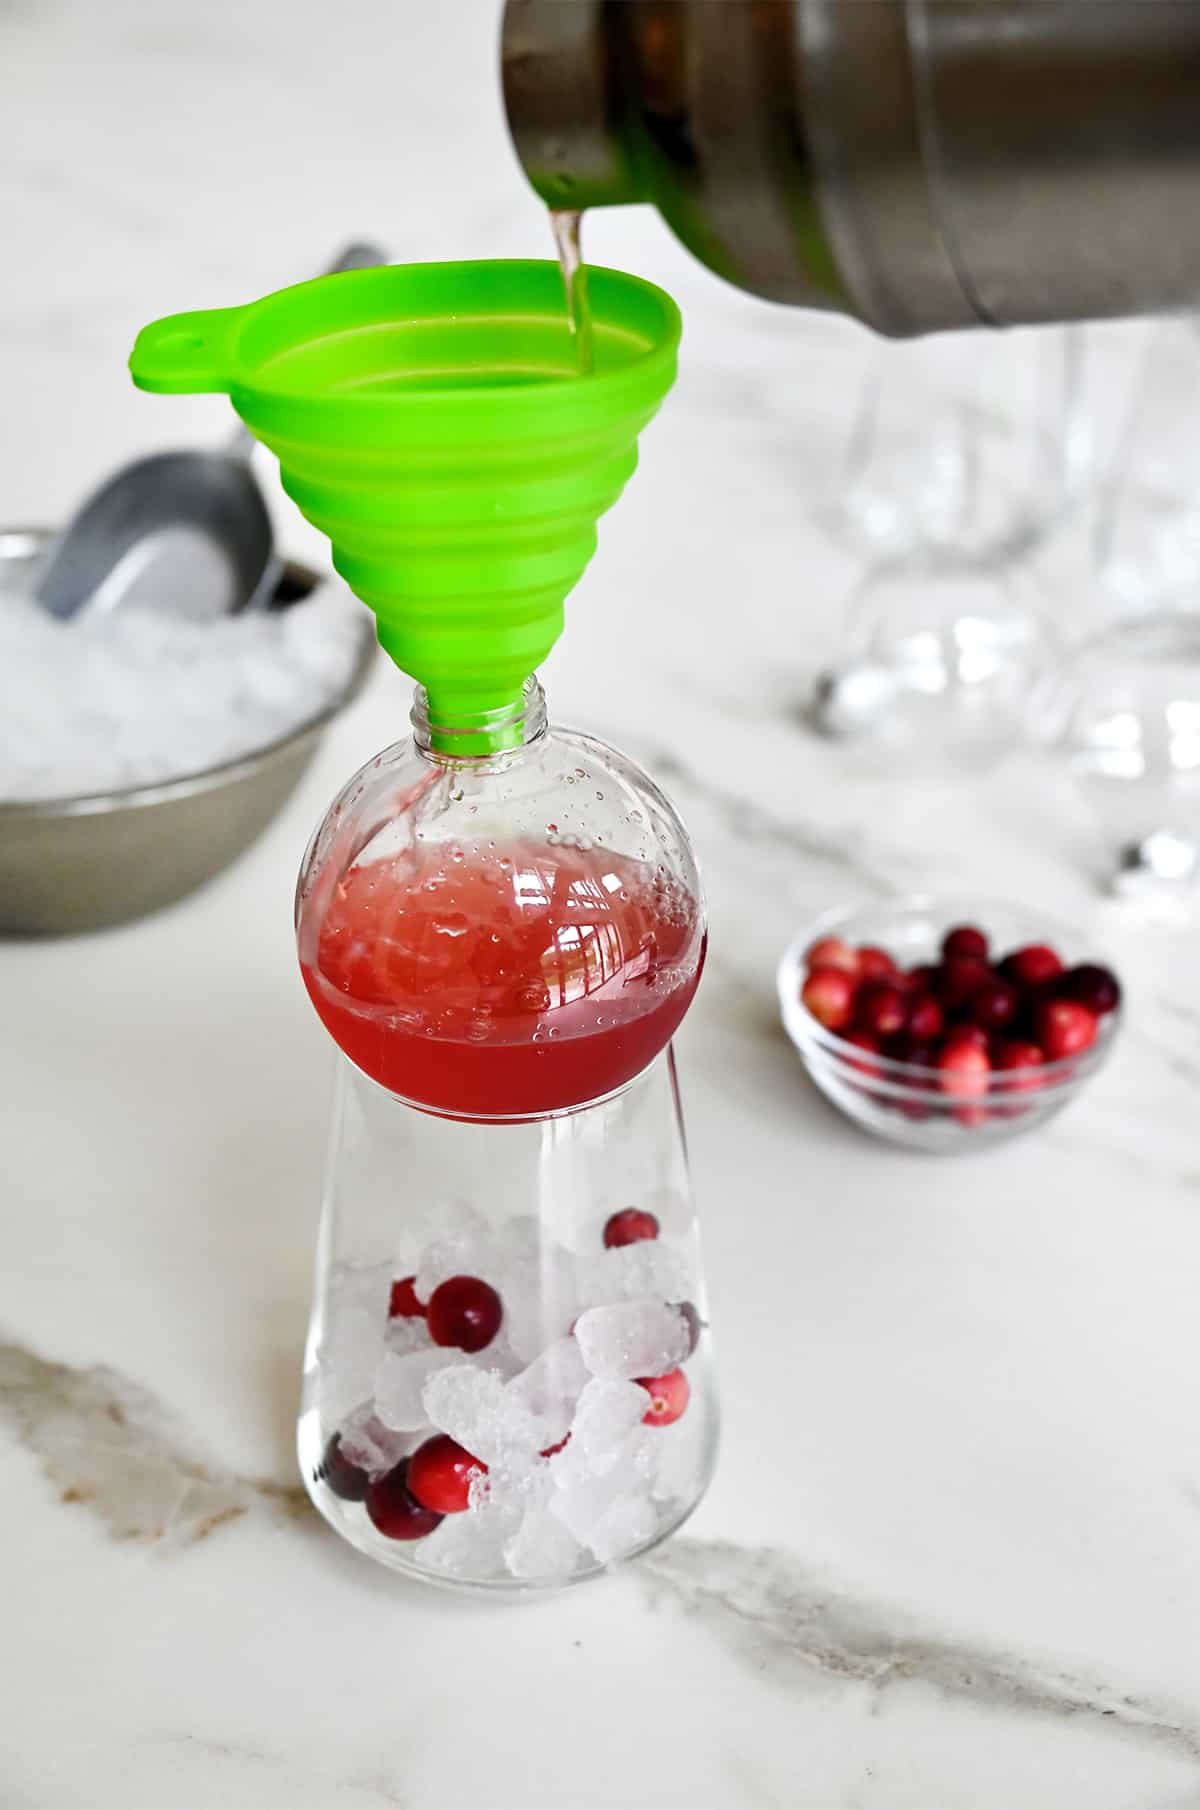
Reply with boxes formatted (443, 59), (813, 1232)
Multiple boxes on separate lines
(0, 528), (376, 934)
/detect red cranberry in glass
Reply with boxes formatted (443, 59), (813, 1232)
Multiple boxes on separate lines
(801, 964), (857, 1031)
(941, 925), (989, 961)
(998, 944), (1064, 989)
(672, 1300), (702, 1356)
(970, 977), (1019, 1032)
(887, 1033), (937, 1069)
(935, 956), (990, 1013)
(993, 1038), (1045, 1081)
(907, 994), (944, 1041)
(937, 1031), (991, 1100)
(855, 944), (897, 981)
(319, 1433), (369, 1502)
(1058, 963), (1122, 1016)
(844, 1028), (883, 1075)
(389, 1275), (425, 1320)
(365, 1461), (445, 1540)
(1037, 999), (1098, 1061)
(805, 935), (858, 974)
(604, 1208), (660, 1248)
(637, 1368), (691, 1427)
(907, 962), (937, 991)
(428, 1276), (503, 1353)
(406, 1435), (486, 1515)
(854, 981), (909, 1038)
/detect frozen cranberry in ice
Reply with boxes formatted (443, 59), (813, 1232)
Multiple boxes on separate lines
(637, 1368), (690, 1427)
(365, 1461), (445, 1540)
(406, 1435), (485, 1515)
(319, 1433), (370, 1502)
(604, 1208), (660, 1248)
(428, 1275), (503, 1353)
(389, 1275), (425, 1320)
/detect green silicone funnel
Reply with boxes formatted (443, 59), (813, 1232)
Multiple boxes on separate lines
(129, 259), (680, 735)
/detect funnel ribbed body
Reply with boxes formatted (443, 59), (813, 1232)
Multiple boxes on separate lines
(130, 261), (680, 727)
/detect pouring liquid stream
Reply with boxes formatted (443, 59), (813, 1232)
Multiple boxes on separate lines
(550, 208), (594, 375)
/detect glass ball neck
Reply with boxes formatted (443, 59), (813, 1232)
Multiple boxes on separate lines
(411, 676), (548, 762)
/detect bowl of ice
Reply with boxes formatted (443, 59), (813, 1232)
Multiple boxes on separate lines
(0, 528), (376, 933)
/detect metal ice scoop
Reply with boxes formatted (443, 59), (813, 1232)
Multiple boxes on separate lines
(36, 241), (385, 622)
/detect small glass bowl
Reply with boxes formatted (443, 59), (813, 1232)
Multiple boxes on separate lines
(777, 895), (1122, 1154)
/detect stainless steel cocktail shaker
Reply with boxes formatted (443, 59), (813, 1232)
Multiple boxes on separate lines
(502, 0), (1200, 335)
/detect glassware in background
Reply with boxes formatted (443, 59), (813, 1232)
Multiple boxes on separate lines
(1093, 317), (1200, 614)
(1054, 614), (1200, 895)
(294, 682), (717, 1592)
(810, 557), (1059, 771)
(824, 326), (1089, 565)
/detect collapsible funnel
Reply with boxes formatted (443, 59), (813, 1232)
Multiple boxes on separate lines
(129, 260), (680, 734)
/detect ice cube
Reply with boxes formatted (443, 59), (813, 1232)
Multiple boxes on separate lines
(501, 1247), (579, 1364)
(422, 1502), (517, 1581)
(504, 1507), (584, 1582)
(651, 1419), (703, 1506)
(414, 1203), (501, 1304)
(574, 1299), (691, 1379)
(577, 1241), (695, 1311)
(552, 1378), (649, 1485)
(549, 1459), (658, 1563)
(374, 1347), (461, 1430)
(586, 1493), (658, 1564)
(422, 1364), (542, 1466)
(334, 1404), (413, 1479)
(383, 1313), (433, 1357)
(506, 1338), (590, 1450)
(318, 1305), (387, 1424)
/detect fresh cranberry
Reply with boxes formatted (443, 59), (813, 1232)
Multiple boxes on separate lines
(318, 1433), (369, 1502)
(942, 924), (989, 961)
(672, 1300), (702, 1356)
(944, 1023), (988, 1052)
(427, 1275), (503, 1353)
(843, 1028), (883, 1076)
(1037, 999), (1098, 1061)
(992, 1038), (1045, 1082)
(389, 1275), (425, 1320)
(801, 964), (857, 1031)
(604, 1208), (660, 1248)
(855, 944), (897, 981)
(936, 1031), (991, 1100)
(907, 993), (944, 1041)
(854, 980), (909, 1038)
(1057, 963), (1122, 1016)
(637, 1368), (690, 1427)
(998, 944), (1064, 989)
(805, 935), (857, 974)
(907, 963), (937, 990)
(365, 1461), (445, 1540)
(969, 977), (1019, 1032)
(406, 1434), (486, 1515)
(887, 1033), (937, 1068)
(934, 956), (991, 1013)
(990, 1037), (1045, 1116)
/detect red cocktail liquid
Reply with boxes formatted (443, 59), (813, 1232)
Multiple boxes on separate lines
(301, 840), (704, 1117)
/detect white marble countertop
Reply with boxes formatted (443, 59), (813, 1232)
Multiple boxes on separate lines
(3, 4), (1199, 1806)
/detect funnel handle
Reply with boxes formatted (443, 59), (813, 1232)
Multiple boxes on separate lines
(129, 305), (247, 395)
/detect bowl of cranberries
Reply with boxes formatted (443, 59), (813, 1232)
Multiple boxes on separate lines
(778, 897), (1123, 1151)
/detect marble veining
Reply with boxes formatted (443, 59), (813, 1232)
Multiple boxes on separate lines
(0, 1340), (305, 1548)
(638, 1539), (1200, 1765)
